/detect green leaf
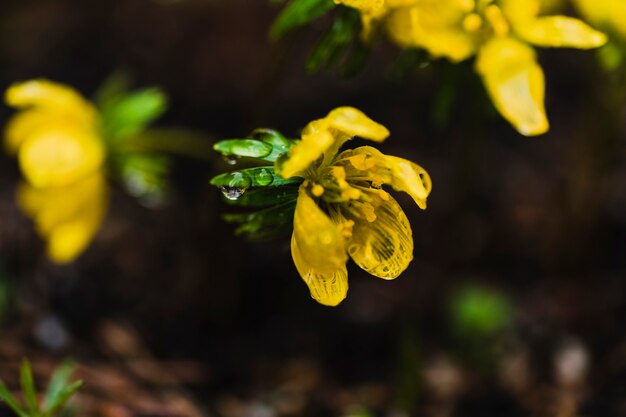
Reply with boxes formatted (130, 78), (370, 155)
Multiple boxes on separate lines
(224, 185), (299, 207)
(223, 201), (296, 239)
(269, 0), (335, 40)
(250, 128), (295, 161)
(210, 167), (301, 189)
(100, 88), (168, 142)
(42, 361), (75, 413)
(115, 153), (170, 207)
(94, 71), (132, 110)
(20, 359), (38, 416)
(41, 381), (83, 417)
(306, 7), (359, 73)
(213, 139), (273, 159)
(0, 380), (28, 417)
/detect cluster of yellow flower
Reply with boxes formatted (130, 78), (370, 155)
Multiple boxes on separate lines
(5, 80), (109, 264)
(336, 0), (609, 136)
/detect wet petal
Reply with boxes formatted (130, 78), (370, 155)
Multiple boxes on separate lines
(343, 146), (432, 209)
(292, 187), (348, 273)
(516, 16), (607, 48)
(476, 37), (548, 136)
(276, 119), (334, 179)
(292, 234), (349, 306)
(19, 123), (106, 188)
(345, 190), (413, 279)
(326, 107), (390, 142)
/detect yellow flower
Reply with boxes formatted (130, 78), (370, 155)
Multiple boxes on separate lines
(17, 172), (109, 264)
(573, 0), (626, 40)
(276, 107), (432, 306)
(339, 0), (606, 136)
(5, 80), (109, 263)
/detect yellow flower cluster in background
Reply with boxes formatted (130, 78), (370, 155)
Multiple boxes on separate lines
(5, 80), (109, 264)
(276, 107), (431, 306)
(573, 0), (626, 40)
(336, 0), (606, 136)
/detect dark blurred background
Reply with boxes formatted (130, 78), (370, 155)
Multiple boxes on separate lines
(0, 0), (625, 416)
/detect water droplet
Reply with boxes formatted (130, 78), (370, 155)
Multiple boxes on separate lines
(255, 168), (274, 186)
(223, 155), (239, 165)
(220, 186), (246, 200)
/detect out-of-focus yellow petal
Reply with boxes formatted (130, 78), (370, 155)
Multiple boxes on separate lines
(18, 124), (105, 188)
(334, 0), (384, 13)
(345, 189), (413, 279)
(291, 234), (348, 306)
(5, 79), (93, 113)
(292, 187), (347, 274)
(342, 146), (432, 209)
(476, 37), (548, 136)
(17, 172), (108, 264)
(4, 110), (54, 155)
(573, 0), (626, 39)
(325, 106), (390, 142)
(516, 16), (607, 48)
(500, 0), (541, 25)
(386, 4), (477, 62)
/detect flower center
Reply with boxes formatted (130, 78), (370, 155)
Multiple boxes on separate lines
(460, 0), (510, 38)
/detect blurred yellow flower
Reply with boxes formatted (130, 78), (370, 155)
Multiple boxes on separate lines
(338, 0), (606, 136)
(5, 80), (108, 264)
(276, 107), (432, 306)
(573, 0), (626, 40)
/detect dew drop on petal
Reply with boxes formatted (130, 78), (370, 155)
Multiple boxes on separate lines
(223, 154), (239, 165)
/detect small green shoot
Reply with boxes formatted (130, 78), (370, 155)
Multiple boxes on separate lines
(0, 359), (83, 417)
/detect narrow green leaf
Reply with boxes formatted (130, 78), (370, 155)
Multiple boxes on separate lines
(20, 359), (38, 416)
(42, 361), (74, 412)
(269, 0), (335, 40)
(42, 381), (83, 417)
(250, 128), (295, 161)
(223, 202), (296, 239)
(0, 380), (28, 417)
(224, 185), (299, 207)
(94, 71), (132, 110)
(213, 139), (273, 159)
(211, 167), (301, 189)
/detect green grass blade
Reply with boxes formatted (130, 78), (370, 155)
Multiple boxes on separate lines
(0, 380), (28, 417)
(19, 359), (38, 416)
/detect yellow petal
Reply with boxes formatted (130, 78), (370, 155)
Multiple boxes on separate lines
(476, 37), (548, 136)
(500, 0), (541, 24)
(343, 146), (432, 209)
(18, 123), (105, 188)
(277, 119), (333, 179)
(334, 0), (384, 13)
(4, 110), (53, 155)
(345, 190), (413, 279)
(17, 172), (109, 264)
(5, 79), (92, 113)
(326, 107), (390, 142)
(291, 234), (349, 306)
(573, 0), (626, 40)
(516, 16), (607, 48)
(385, 4), (477, 62)
(292, 187), (348, 274)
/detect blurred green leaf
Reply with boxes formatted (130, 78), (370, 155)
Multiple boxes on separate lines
(450, 286), (512, 336)
(306, 7), (359, 73)
(42, 380), (82, 417)
(100, 87), (168, 142)
(0, 380), (28, 417)
(269, 0), (335, 40)
(115, 153), (170, 208)
(42, 361), (75, 412)
(19, 359), (38, 416)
